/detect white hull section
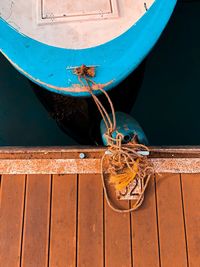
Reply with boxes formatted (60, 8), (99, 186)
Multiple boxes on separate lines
(0, 0), (154, 49)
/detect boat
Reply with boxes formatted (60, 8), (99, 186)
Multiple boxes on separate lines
(0, 0), (176, 96)
(0, 0), (177, 144)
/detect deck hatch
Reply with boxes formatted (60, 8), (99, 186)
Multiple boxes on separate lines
(39, 0), (119, 23)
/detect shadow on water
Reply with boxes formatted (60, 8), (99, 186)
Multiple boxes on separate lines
(30, 60), (145, 145)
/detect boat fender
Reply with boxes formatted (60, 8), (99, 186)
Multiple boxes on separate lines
(100, 111), (148, 146)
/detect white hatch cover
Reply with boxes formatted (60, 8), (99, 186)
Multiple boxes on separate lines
(41, 0), (118, 22)
(0, 0), (155, 49)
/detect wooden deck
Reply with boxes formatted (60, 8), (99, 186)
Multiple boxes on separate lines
(0, 147), (200, 267)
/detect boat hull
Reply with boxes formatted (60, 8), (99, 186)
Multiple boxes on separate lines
(0, 0), (177, 97)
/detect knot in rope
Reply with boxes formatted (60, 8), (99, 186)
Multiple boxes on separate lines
(73, 64), (95, 78)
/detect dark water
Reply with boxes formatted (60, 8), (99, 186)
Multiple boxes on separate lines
(132, 0), (200, 145)
(0, 1), (200, 146)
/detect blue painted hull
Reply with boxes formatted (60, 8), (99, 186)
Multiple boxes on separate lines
(0, 0), (177, 97)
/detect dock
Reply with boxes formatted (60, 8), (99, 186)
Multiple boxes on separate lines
(0, 147), (200, 267)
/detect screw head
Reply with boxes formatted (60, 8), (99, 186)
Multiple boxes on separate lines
(79, 153), (86, 159)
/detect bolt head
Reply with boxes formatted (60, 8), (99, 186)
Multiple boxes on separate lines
(79, 153), (86, 159)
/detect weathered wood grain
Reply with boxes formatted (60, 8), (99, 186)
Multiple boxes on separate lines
(181, 174), (200, 267)
(155, 174), (188, 267)
(0, 175), (25, 267)
(104, 183), (132, 267)
(77, 174), (103, 267)
(49, 174), (77, 267)
(131, 176), (160, 267)
(21, 175), (51, 267)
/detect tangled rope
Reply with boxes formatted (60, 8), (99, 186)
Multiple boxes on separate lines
(73, 65), (154, 212)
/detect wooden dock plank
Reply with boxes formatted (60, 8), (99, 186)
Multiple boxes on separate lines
(0, 175), (25, 267)
(105, 185), (132, 267)
(77, 174), (103, 267)
(181, 174), (200, 267)
(156, 174), (188, 267)
(131, 176), (160, 267)
(49, 174), (77, 267)
(1, 148), (200, 267)
(21, 175), (51, 267)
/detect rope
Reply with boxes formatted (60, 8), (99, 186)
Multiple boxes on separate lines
(73, 65), (154, 213)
